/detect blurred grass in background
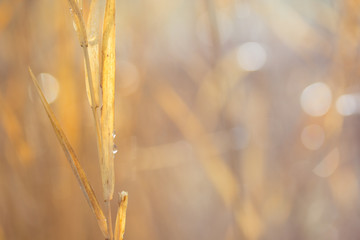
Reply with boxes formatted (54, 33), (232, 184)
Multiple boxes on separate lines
(1, 0), (359, 239)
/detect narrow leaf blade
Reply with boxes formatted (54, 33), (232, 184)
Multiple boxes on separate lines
(84, 0), (106, 108)
(67, 0), (88, 47)
(100, 0), (116, 201)
(28, 68), (109, 238)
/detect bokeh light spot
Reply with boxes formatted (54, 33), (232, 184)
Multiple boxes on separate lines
(38, 73), (59, 104)
(300, 82), (332, 116)
(336, 94), (358, 116)
(301, 124), (325, 150)
(237, 42), (267, 71)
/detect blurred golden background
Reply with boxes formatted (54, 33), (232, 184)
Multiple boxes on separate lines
(1, 0), (360, 239)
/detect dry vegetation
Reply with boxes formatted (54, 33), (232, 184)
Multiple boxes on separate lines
(1, 0), (360, 239)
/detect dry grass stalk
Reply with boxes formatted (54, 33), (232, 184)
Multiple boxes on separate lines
(114, 192), (128, 240)
(67, 0), (87, 48)
(28, 68), (109, 238)
(29, 0), (126, 238)
(68, 0), (116, 203)
(85, 0), (105, 108)
(68, 0), (104, 173)
(100, 0), (116, 202)
(101, 1), (116, 238)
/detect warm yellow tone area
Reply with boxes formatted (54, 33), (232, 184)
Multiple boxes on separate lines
(1, 0), (359, 239)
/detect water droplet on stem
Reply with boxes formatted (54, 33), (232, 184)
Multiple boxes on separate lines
(113, 144), (118, 154)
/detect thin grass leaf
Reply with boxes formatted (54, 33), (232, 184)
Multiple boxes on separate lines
(67, 0), (87, 47)
(68, 0), (104, 192)
(84, 0), (106, 108)
(67, 0), (100, 128)
(28, 67), (109, 238)
(114, 192), (128, 240)
(100, 0), (116, 201)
